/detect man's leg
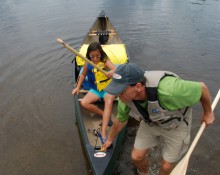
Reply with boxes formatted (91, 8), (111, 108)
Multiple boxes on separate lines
(132, 121), (160, 175)
(131, 148), (150, 175)
(159, 159), (174, 175)
(160, 113), (192, 175)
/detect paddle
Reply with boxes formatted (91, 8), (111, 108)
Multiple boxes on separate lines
(56, 38), (108, 76)
(170, 89), (220, 175)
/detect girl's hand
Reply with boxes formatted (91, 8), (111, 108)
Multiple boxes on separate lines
(106, 70), (114, 78)
(104, 59), (116, 78)
(72, 88), (79, 95)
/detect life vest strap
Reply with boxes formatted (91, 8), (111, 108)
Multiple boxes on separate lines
(95, 78), (110, 84)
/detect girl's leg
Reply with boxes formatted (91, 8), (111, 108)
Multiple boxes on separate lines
(80, 92), (103, 116)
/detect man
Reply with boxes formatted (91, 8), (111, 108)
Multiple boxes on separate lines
(102, 63), (215, 175)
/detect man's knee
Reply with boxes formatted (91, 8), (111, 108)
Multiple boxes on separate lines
(131, 148), (147, 162)
(160, 160), (174, 173)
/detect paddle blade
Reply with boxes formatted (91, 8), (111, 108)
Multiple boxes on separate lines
(170, 156), (189, 175)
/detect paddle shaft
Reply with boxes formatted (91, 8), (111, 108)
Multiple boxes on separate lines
(171, 89), (220, 175)
(186, 89), (220, 156)
(56, 38), (107, 76)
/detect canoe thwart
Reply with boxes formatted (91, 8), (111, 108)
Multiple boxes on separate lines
(79, 89), (89, 93)
(89, 30), (117, 36)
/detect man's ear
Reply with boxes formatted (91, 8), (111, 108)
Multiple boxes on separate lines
(136, 83), (143, 91)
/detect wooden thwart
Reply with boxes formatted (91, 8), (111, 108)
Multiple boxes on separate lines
(89, 30), (117, 36)
(89, 33), (117, 36)
(91, 30), (115, 33)
(79, 89), (89, 93)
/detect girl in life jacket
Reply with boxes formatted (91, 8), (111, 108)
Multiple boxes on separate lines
(72, 42), (116, 143)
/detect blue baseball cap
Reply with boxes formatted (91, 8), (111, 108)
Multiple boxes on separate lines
(104, 63), (145, 95)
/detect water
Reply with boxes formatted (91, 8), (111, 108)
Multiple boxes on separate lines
(0, 0), (220, 174)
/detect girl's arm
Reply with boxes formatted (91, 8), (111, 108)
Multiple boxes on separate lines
(105, 59), (116, 78)
(72, 63), (88, 95)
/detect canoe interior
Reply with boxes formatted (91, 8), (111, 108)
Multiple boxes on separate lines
(74, 92), (125, 175)
(77, 93), (118, 147)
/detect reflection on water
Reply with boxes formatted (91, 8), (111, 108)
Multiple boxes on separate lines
(0, 0), (220, 174)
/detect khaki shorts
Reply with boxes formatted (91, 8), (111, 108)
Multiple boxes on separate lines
(134, 113), (192, 163)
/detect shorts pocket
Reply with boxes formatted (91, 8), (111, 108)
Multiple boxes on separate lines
(178, 135), (190, 158)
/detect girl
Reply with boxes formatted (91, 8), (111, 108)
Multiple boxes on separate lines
(72, 42), (116, 143)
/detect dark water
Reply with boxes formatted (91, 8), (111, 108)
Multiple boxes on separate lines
(0, 0), (220, 174)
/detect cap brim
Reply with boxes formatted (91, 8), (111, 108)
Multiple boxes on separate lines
(104, 81), (127, 95)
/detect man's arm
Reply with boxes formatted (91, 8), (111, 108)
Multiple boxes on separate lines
(200, 82), (215, 125)
(101, 118), (127, 151)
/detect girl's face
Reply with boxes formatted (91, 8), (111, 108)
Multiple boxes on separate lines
(89, 50), (101, 64)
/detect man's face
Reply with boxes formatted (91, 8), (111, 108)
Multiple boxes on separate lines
(117, 85), (137, 103)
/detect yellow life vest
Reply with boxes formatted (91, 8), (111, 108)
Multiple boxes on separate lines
(93, 62), (111, 91)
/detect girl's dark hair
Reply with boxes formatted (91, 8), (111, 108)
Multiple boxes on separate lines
(86, 42), (108, 62)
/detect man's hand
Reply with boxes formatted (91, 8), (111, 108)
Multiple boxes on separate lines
(202, 112), (215, 126)
(101, 118), (128, 151)
(101, 139), (113, 152)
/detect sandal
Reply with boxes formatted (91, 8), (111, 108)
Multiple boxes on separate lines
(108, 119), (113, 126)
(96, 130), (108, 144)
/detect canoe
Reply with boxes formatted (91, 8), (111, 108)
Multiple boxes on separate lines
(73, 11), (129, 175)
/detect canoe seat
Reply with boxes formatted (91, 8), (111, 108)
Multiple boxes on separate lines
(76, 44), (128, 66)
